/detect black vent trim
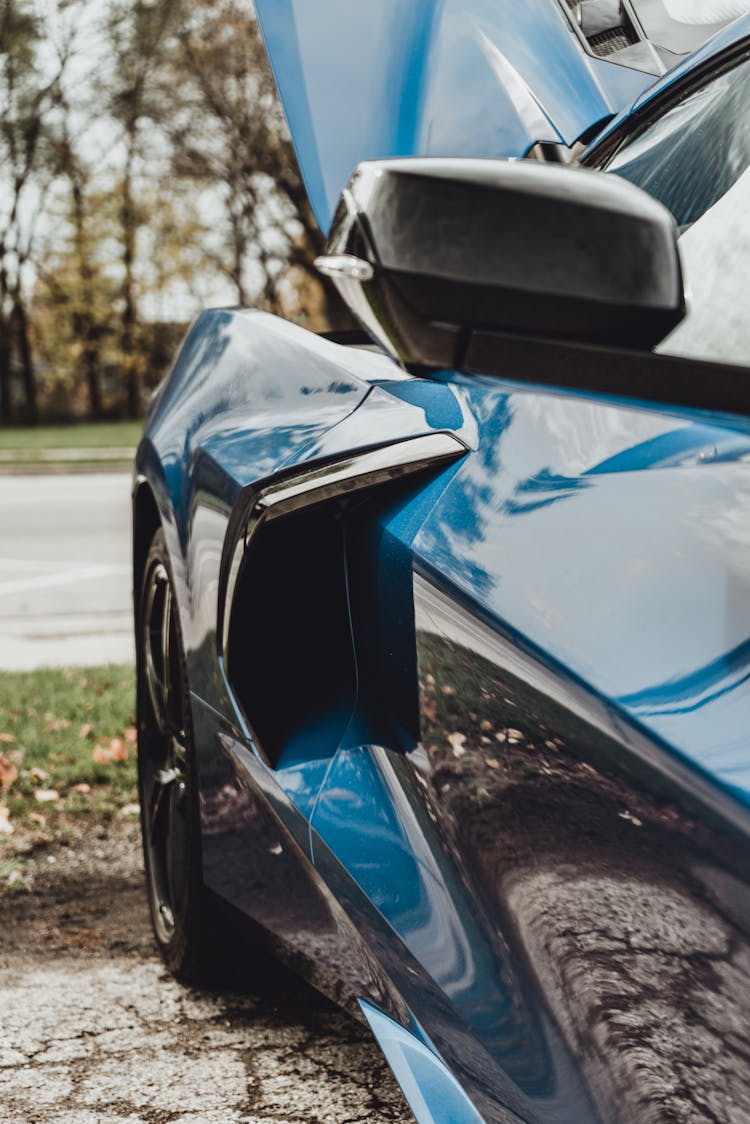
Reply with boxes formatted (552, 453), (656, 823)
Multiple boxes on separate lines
(589, 26), (638, 55)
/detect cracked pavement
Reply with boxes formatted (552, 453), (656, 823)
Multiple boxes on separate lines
(0, 821), (412, 1124)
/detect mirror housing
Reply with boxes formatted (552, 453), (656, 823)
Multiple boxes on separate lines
(316, 158), (686, 371)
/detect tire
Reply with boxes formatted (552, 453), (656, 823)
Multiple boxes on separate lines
(137, 528), (246, 983)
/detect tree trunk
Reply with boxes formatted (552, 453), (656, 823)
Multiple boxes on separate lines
(0, 316), (12, 425)
(12, 293), (37, 424)
(71, 175), (103, 420)
(0, 260), (12, 424)
(121, 129), (140, 419)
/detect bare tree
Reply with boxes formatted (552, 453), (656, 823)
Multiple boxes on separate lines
(165, 0), (347, 326)
(99, 0), (186, 417)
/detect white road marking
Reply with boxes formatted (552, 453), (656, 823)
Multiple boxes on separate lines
(0, 563), (130, 598)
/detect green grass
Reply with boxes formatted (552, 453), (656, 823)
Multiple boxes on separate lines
(0, 421), (142, 451)
(0, 665), (137, 833)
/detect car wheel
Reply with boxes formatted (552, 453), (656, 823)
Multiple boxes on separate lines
(138, 527), (264, 984)
(138, 528), (207, 979)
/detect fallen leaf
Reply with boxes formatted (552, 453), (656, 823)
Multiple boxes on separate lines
(441, 685), (455, 696)
(29, 812), (46, 825)
(44, 717), (70, 733)
(618, 810), (643, 827)
(506, 728), (524, 743)
(125, 726), (137, 744)
(0, 754), (18, 791)
(447, 731), (467, 758)
(0, 732), (14, 744)
(494, 731), (507, 744)
(486, 757), (500, 770)
(35, 789), (60, 803)
(109, 737), (128, 763)
(480, 720), (492, 732)
(92, 745), (110, 765)
(73, 783), (91, 795)
(30, 766), (50, 782)
(118, 802), (140, 818)
(79, 723), (93, 739)
(0, 804), (13, 834)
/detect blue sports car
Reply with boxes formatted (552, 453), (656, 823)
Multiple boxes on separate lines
(133, 4), (750, 1121)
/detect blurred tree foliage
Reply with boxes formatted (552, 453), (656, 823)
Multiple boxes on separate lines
(0, 0), (337, 423)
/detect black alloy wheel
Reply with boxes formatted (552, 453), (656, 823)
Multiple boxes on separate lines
(138, 527), (269, 985)
(138, 529), (204, 977)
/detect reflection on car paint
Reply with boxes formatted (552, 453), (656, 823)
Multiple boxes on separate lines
(416, 377), (750, 802)
(408, 575), (750, 1122)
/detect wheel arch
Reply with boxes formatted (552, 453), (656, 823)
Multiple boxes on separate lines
(133, 477), (163, 621)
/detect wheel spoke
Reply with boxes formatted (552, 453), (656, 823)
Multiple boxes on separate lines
(149, 773), (169, 845)
(172, 734), (187, 764)
(165, 783), (186, 919)
(161, 582), (172, 731)
(143, 565), (177, 738)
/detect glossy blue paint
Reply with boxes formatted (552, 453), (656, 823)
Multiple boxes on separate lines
(137, 294), (750, 1121)
(311, 744), (599, 1119)
(413, 376), (750, 804)
(358, 1001), (484, 1124)
(256, 0), (650, 231)
(133, 11), (750, 1118)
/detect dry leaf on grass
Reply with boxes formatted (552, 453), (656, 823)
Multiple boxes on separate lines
(43, 716), (70, 733)
(125, 726), (137, 744)
(79, 723), (93, 739)
(73, 783), (91, 795)
(447, 731), (467, 758)
(0, 804), (13, 835)
(30, 767), (49, 782)
(34, 789), (60, 803)
(29, 812), (46, 826)
(0, 732), (14, 744)
(118, 803), (140, 818)
(109, 737), (128, 763)
(0, 754), (18, 791)
(93, 738), (129, 765)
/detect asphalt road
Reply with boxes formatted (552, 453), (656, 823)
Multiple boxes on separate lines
(0, 473), (134, 670)
(0, 821), (411, 1124)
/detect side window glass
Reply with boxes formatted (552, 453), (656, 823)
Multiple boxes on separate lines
(604, 55), (750, 365)
(606, 55), (750, 231)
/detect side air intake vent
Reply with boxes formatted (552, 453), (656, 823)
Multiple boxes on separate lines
(220, 433), (468, 770)
(560, 0), (652, 67)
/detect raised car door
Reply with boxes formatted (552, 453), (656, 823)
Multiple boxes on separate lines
(255, 0), (653, 231)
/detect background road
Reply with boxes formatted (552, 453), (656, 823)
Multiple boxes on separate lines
(0, 473), (133, 669)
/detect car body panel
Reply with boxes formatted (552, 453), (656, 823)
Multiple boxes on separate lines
(137, 305), (750, 1121)
(134, 8), (750, 1120)
(256, 0), (651, 231)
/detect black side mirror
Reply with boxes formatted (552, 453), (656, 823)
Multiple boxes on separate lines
(316, 157), (686, 372)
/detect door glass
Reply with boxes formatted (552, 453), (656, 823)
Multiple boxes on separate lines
(605, 55), (750, 364)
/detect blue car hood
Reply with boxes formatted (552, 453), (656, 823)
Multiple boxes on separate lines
(256, 0), (654, 232)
